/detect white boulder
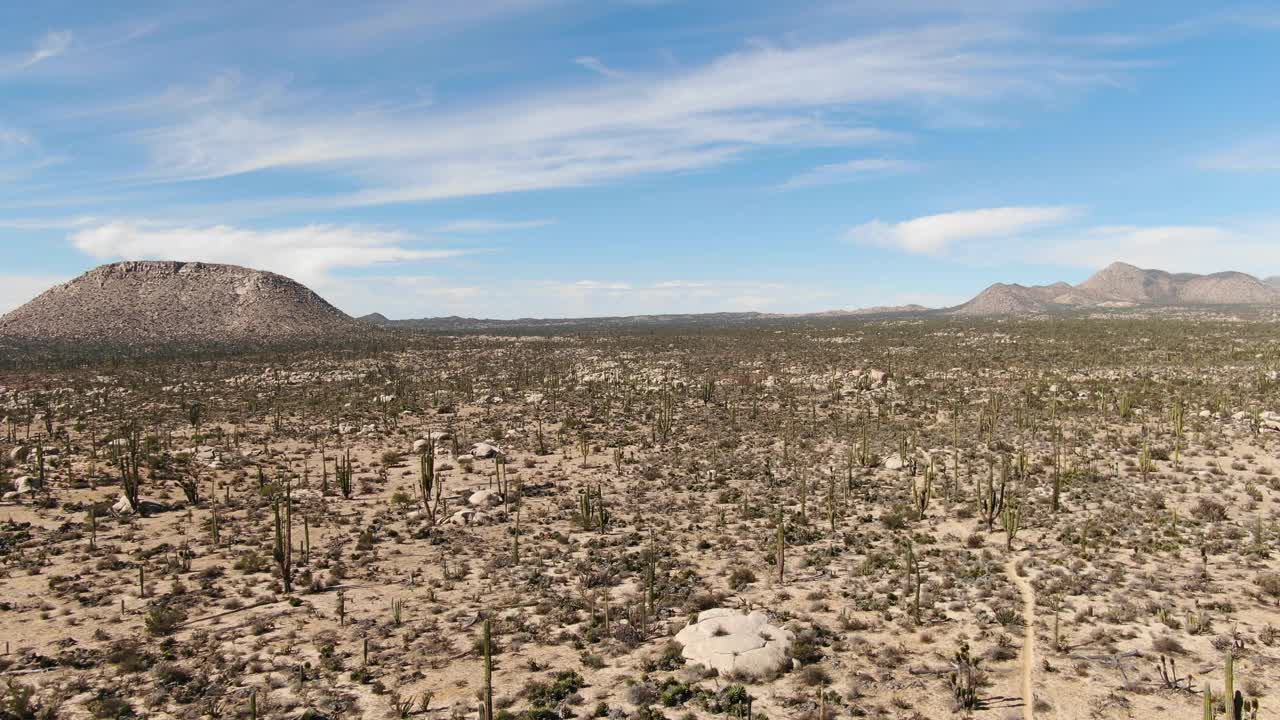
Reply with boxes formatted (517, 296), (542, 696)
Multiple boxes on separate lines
(471, 442), (502, 459)
(468, 489), (503, 507)
(447, 508), (499, 526)
(112, 493), (136, 515)
(675, 609), (793, 679)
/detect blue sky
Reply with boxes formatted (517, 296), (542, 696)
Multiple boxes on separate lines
(2, 1), (1279, 318)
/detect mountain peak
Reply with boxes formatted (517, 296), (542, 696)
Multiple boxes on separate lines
(953, 261), (1280, 315)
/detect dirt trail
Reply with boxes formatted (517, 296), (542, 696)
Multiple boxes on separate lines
(1006, 557), (1036, 720)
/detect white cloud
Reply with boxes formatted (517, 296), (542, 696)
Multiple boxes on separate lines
(433, 218), (556, 233)
(0, 274), (70, 315)
(128, 23), (1118, 208)
(14, 31), (73, 70)
(847, 206), (1078, 255)
(778, 158), (919, 189)
(68, 221), (469, 289)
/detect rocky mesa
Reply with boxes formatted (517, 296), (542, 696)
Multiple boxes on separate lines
(0, 261), (362, 344)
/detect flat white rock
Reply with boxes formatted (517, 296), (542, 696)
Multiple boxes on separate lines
(674, 609), (792, 678)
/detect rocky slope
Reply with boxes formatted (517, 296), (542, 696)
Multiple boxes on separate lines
(952, 262), (1280, 316)
(0, 261), (361, 343)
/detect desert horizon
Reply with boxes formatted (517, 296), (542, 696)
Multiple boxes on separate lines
(3, 3), (1279, 720)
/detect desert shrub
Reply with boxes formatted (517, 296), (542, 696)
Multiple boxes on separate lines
(524, 671), (584, 709)
(144, 603), (187, 636)
(727, 567), (756, 591)
(1191, 498), (1227, 522)
(1256, 572), (1280, 602)
(234, 551), (269, 574)
(797, 665), (831, 687)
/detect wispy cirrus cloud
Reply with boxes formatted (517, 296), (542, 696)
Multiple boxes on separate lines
(778, 158), (919, 189)
(847, 206), (1079, 255)
(433, 218), (556, 233)
(574, 56), (627, 78)
(7, 30), (73, 71)
(69, 221), (471, 288)
(122, 23), (1125, 209)
(0, 125), (68, 182)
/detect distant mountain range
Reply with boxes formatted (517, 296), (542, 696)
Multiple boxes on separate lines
(356, 304), (934, 330)
(950, 262), (1280, 316)
(4, 260), (1279, 347)
(363, 263), (1280, 327)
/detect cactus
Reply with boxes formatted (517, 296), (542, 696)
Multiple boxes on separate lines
(1002, 502), (1022, 550)
(482, 618), (494, 720)
(911, 458), (934, 521)
(980, 458), (1007, 532)
(947, 641), (982, 710)
(513, 507), (521, 564)
(86, 508), (96, 551)
(776, 510), (785, 584)
(577, 488), (593, 530)
(1226, 653), (1234, 718)
(1118, 392), (1135, 420)
(391, 598), (403, 626)
(271, 478), (293, 593)
(418, 435), (436, 522)
(1051, 428), (1063, 512)
(336, 449), (354, 499)
(112, 422), (144, 513)
(596, 482), (609, 533)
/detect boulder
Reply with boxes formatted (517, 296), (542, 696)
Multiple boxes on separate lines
(8, 446), (29, 463)
(468, 489), (503, 507)
(675, 609), (793, 679)
(112, 493), (136, 515)
(412, 439), (430, 454)
(471, 442), (502, 459)
(883, 453), (904, 471)
(447, 508), (499, 526)
(12, 476), (39, 495)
